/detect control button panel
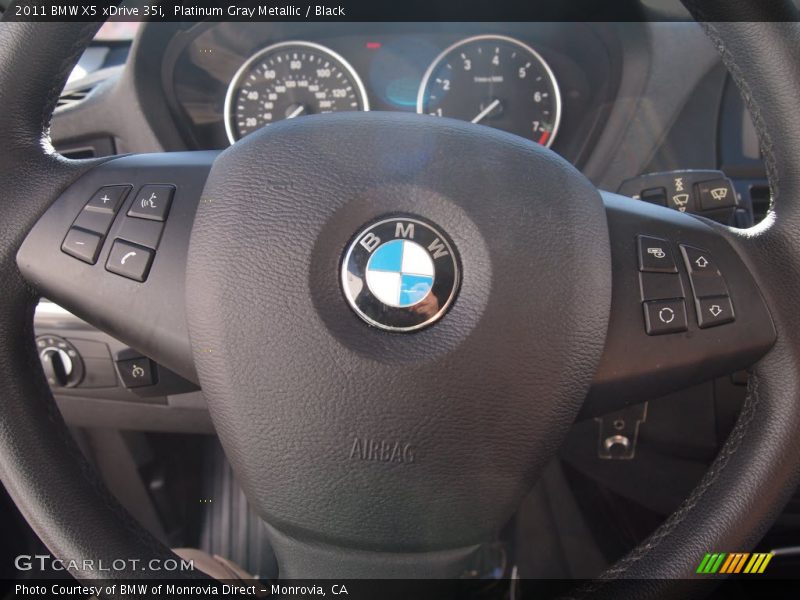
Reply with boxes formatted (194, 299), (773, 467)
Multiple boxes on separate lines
(116, 357), (157, 388)
(637, 235), (677, 273)
(105, 240), (155, 282)
(127, 185), (174, 222)
(61, 227), (103, 264)
(636, 237), (737, 334)
(679, 245), (735, 329)
(643, 299), (688, 335)
(619, 170), (743, 225)
(62, 185), (131, 263)
(60, 182), (177, 283)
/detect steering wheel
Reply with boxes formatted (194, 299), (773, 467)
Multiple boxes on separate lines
(2, 3), (800, 595)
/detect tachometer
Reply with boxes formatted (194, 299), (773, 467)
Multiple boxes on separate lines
(224, 41), (369, 144)
(416, 35), (561, 146)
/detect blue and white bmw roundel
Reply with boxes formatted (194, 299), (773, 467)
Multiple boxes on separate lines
(365, 239), (435, 308)
(341, 216), (460, 332)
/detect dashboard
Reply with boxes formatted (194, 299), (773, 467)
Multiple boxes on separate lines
(163, 23), (621, 166)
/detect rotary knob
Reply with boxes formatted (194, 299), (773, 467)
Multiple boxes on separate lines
(36, 335), (83, 388)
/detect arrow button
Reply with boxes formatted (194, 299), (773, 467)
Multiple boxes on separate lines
(681, 245), (720, 275)
(680, 245), (729, 298)
(696, 296), (735, 328)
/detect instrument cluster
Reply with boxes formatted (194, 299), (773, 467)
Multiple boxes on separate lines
(166, 23), (620, 165)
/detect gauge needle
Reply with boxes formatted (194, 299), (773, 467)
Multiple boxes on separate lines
(286, 105), (306, 119)
(470, 99), (501, 124)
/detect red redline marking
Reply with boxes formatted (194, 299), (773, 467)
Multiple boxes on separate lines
(538, 130), (551, 146)
(366, 42), (382, 49)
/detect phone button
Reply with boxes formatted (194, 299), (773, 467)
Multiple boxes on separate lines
(105, 240), (155, 282)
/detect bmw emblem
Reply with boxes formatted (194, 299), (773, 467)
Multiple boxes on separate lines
(341, 216), (460, 332)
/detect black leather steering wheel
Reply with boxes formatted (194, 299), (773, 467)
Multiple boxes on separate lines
(2, 4), (800, 597)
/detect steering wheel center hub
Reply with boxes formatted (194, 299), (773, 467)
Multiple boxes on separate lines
(185, 112), (611, 551)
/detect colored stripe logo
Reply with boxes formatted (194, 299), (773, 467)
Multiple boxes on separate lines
(696, 552), (773, 574)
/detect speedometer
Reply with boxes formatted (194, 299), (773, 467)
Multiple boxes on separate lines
(416, 35), (561, 146)
(224, 41), (369, 144)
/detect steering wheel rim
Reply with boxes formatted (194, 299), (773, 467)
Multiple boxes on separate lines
(0, 20), (199, 579)
(1, 6), (799, 595)
(593, 15), (800, 585)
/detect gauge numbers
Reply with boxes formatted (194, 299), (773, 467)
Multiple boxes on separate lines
(417, 35), (561, 146)
(225, 41), (369, 144)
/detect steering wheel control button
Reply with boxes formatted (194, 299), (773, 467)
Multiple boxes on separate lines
(697, 179), (735, 210)
(127, 184), (174, 222)
(681, 245), (719, 274)
(696, 296), (735, 328)
(105, 240), (155, 282)
(84, 185), (130, 214)
(680, 245), (730, 299)
(638, 272), (684, 302)
(643, 299), (688, 335)
(72, 186), (133, 238)
(61, 227), (103, 264)
(637, 235), (677, 273)
(116, 357), (156, 388)
(342, 216), (460, 331)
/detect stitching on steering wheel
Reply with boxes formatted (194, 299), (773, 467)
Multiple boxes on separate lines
(597, 373), (761, 582)
(698, 20), (779, 211)
(39, 23), (100, 142)
(8, 22), (181, 562)
(582, 18), (781, 584)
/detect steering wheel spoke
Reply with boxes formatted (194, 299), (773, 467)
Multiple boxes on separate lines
(16, 152), (217, 383)
(581, 191), (776, 418)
